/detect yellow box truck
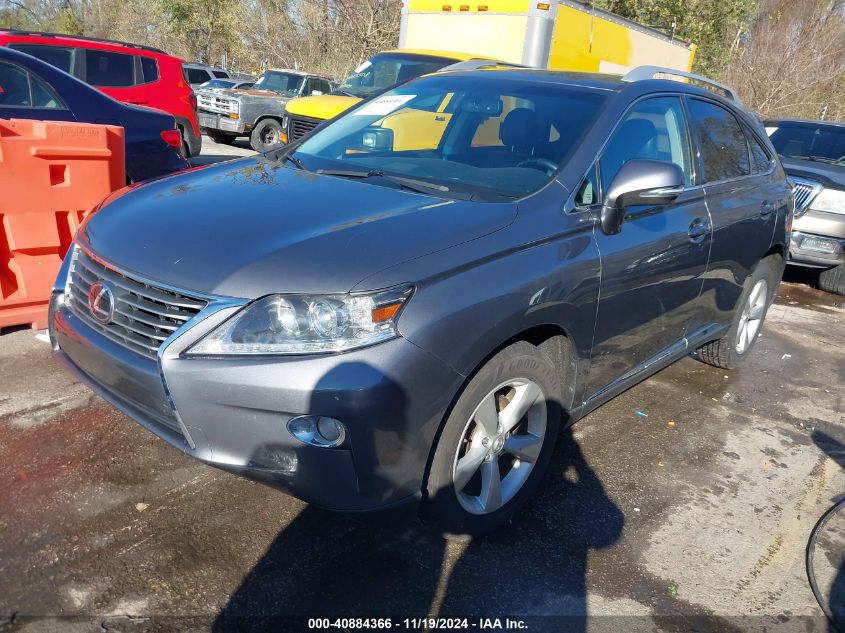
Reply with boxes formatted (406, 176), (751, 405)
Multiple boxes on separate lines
(281, 0), (696, 146)
(399, 0), (696, 74)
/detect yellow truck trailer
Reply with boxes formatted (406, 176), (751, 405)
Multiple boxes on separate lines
(281, 0), (696, 146)
(399, 0), (696, 74)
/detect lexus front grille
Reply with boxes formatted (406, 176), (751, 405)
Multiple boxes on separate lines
(66, 249), (207, 360)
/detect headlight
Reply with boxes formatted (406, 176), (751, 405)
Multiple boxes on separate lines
(810, 188), (845, 215)
(186, 286), (412, 356)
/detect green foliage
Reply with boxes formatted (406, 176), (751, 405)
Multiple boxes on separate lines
(157, 0), (241, 64)
(595, 0), (756, 76)
(55, 5), (83, 35)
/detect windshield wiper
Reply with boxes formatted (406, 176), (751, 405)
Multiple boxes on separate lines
(790, 154), (843, 165)
(282, 153), (306, 170)
(316, 168), (454, 196)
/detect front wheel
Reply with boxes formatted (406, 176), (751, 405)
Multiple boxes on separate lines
(819, 263), (845, 296)
(422, 341), (561, 536)
(249, 119), (283, 153)
(696, 256), (780, 369)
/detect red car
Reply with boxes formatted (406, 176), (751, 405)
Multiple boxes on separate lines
(0, 30), (201, 157)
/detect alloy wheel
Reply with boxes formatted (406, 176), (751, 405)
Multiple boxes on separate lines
(452, 379), (547, 515)
(735, 279), (768, 354)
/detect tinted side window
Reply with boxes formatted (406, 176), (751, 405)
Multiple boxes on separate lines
(0, 62), (32, 106)
(30, 74), (63, 108)
(139, 56), (159, 83)
(0, 62), (63, 109)
(9, 44), (74, 73)
(600, 96), (694, 193)
(748, 132), (772, 174)
(689, 99), (751, 182)
(212, 70), (229, 78)
(575, 165), (599, 208)
(186, 67), (210, 84)
(86, 50), (134, 87)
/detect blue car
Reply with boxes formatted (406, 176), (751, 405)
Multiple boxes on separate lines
(0, 46), (188, 183)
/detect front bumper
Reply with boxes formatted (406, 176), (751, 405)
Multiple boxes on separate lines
(50, 287), (463, 512)
(788, 230), (845, 268)
(198, 110), (247, 135)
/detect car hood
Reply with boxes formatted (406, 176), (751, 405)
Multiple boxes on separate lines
(77, 156), (516, 298)
(781, 156), (845, 190)
(285, 95), (361, 120)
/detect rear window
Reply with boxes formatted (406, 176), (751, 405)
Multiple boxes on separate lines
(8, 44), (74, 73)
(768, 122), (845, 167)
(139, 56), (159, 83)
(86, 49), (134, 87)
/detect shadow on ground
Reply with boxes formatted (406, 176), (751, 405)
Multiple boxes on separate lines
(212, 365), (624, 632)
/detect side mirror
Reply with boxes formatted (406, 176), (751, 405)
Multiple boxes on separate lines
(310, 90), (323, 96)
(600, 159), (685, 235)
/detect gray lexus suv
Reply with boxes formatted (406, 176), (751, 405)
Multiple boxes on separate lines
(51, 66), (792, 535)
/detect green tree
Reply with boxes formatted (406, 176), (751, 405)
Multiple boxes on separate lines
(157, 0), (240, 64)
(595, 0), (756, 76)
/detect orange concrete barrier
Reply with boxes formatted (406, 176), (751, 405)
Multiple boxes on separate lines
(0, 119), (124, 331)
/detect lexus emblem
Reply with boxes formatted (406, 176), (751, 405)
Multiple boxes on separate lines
(87, 281), (115, 325)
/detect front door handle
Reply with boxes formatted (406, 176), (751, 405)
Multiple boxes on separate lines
(688, 217), (710, 243)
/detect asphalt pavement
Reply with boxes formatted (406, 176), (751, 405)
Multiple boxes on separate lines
(0, 141), (843, 631)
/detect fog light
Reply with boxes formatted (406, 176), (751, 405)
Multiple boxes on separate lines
(317, 417), (345, 444)
(287, 415), (346, 448)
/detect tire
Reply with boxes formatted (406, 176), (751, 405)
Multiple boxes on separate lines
(249, 119), (283, 153)
(696, 256), (781, 369)
(819, 263), (845, 296)
(206, 129), (238, 145)
(421, 341), (562, 536)
(177, 125), (192, 158)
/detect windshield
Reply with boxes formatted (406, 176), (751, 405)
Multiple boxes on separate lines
(252, 71), (304, 96)
(293, 74), (607, 200)
(336, 53), (457, 99)
(201, 79), (236, 89)
(768, 122), (845, 167)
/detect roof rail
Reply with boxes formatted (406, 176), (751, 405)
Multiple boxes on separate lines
(440, 59), (526, 72)
(0, 29), (166, 55)
(622, 65), (741, 103)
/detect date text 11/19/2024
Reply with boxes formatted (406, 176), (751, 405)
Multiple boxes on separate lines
(307, 617), (529, 630)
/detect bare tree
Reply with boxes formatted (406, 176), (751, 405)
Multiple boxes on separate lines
(721, 0), (845, 121)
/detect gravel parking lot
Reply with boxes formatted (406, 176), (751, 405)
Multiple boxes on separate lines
(1, 265), (843, 632)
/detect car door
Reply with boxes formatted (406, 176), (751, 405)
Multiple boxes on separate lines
(0, 60), (75, 123)
(687, 97), (779, 326)
(585, 95), (712, 397)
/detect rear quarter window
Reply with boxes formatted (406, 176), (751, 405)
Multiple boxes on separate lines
(86, 49), (135, 87)
(139, 56), (159, 83)
(748, 132), (773, 174)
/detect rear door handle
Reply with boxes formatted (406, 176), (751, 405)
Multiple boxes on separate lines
(688, 217), (711, 243)
(760, 201), (775, 217)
